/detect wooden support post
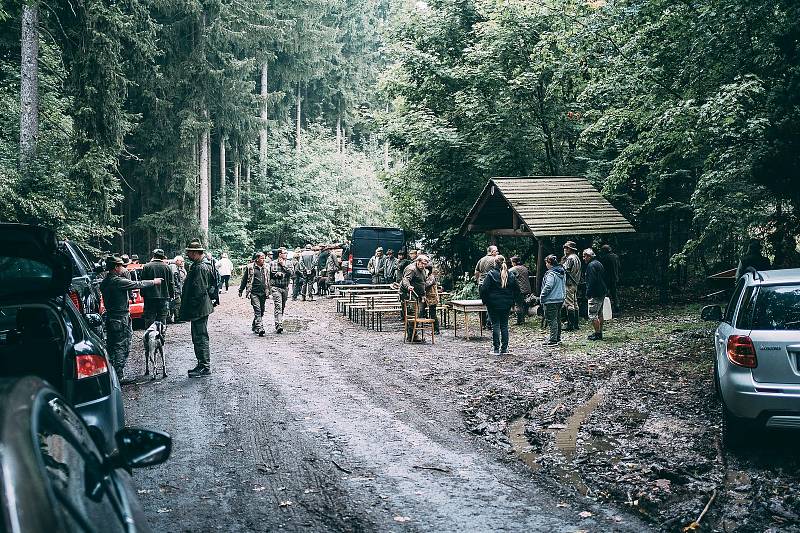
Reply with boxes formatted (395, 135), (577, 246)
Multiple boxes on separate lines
(535, 238), (545, 293)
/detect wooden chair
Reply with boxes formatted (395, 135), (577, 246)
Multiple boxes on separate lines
(403, 299), (436, 344)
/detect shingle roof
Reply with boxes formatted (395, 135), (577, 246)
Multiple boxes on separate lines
(460, 176), (635, 237)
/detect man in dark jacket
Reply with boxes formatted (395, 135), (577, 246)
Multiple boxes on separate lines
(582, 248), (607, 341)
(509, 256), (531, 325)
(141, 248), (175, 328)
(270, 248), (292, 334)
(736, 239), (771, 279)
(181, 239), (214, 377)
(100, 255), (162, 382)
(598, 244), (621, 314)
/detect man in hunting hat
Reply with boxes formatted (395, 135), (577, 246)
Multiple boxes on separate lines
(181, 238), (214, 377)
(100, 255), (163, 382)
(561, 240), (582, 331)
(141, 248), (175, 329)
(239, 251), (269, 336)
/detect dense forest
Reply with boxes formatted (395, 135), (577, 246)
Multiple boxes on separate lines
(1, 0), (798, 283)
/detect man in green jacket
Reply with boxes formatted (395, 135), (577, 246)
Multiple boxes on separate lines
(100, 255), (162, 382)
(181, 239), (215, 377)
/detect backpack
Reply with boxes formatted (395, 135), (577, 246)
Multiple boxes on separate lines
(205, 258), (220, 305)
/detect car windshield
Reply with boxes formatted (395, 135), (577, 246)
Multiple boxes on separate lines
(740, 284), (800, 331)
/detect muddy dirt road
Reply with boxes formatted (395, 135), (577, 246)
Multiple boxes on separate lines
(122, 293), (646, 532)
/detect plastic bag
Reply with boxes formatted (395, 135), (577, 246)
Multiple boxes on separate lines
(603, 296), (613, 320)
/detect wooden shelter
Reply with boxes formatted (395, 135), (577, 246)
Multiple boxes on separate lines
(459, 176), (635, 290)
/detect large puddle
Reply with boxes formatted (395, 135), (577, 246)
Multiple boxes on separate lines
(508, 389), (606, 495)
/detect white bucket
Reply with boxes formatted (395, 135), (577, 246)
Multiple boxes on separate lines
(602, 297), (613, 320)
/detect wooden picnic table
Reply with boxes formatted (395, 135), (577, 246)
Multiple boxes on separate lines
(330, 283), (393, 296)
(449, 299), (487, 338)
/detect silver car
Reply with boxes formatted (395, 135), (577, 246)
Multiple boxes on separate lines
(702, 268), (800, 447)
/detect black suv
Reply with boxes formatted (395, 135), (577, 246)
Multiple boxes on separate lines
(0, 224), (125, 453)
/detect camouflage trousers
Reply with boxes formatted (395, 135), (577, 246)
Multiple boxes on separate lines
(271, 287), (288, 327)
(564, 284), (578, 311)
(106, 313), (132, 379)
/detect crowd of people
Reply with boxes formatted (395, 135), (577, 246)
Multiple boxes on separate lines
(472, 241), (621, 354)
(96, 236), (624, 383)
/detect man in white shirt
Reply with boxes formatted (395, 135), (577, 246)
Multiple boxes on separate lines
(216, 252), (234, 293)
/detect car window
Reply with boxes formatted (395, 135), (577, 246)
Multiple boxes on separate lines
(738, 284), (800, 331)
(724, 278), (746, 324)
(38, 397), (123, 531)
(735, 286), (756, 329)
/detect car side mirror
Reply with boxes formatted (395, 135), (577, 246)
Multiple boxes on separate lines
(701, 305), (722, 321)
(115, 427), (172, 469)
(86, 313), (103, 329)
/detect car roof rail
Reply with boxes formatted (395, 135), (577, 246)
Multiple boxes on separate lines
(745, 266), (764, 282)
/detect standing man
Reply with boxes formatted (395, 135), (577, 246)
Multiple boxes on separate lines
(537, 255), (566, 346)
(509, 256), (532, 325)
(291, 247), (303, 300)
(100, 255), (162, 382)
(598, 244), (621, 314)
(383, 249), (397, 284)
(181, 239), (215, 376)
(216, 252), (234, 293)
(270, 248), (291, 334)
(326, 247), (342, 287)
(474, 245), (499, 328)
(368, 247), (385, 284)
(582, 248), (607, 341)
(239, 251), (269, 336)
(561, 241), (582, 331)
(736, 239), (771, 279)
(298, 244), (316, 300)
(394, 250), (409, 283)
(141, 248), (175, 329)
(474, 245), (498, 284)
(171, 255), (187, 322)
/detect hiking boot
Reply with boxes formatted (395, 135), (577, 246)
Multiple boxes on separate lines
(188, 366), (210, 377)
(258, 328), (266, 337)
(587, 332), (603, 341)
(276, 324), (283, 334)
(488, 349), (500, 356)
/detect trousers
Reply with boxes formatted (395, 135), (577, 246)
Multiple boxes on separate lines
(250, 292), (267, 330)
(544, 302), (562, 342)
(144, 298), (169, 328)
(190, 316), (210, 367)
(106, 313), (132, 378)
(271, 287), (288, 326)
(564, 284), (578, 311)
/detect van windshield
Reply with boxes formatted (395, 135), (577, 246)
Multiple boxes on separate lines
(739, 285), (800, 331)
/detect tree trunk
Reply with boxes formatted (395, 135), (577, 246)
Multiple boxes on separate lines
(296, 83), (302, 162)
(199, 115), (210, 240)
(336, 115), (342, 155)
(259, 62), (268, 181)
(245, 160), (251, 210)
(20, 3), (39, 170)
(219, 136), (226, 206)
(233, 158), (240, 207)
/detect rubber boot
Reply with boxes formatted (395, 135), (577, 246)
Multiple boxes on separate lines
(571, 310), (580, 331)
(563, 310), (576, 332)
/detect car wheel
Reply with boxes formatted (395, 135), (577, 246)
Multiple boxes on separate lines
(721, 403), (751, 449)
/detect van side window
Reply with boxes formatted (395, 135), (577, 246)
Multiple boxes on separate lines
(724, 278), (746, 324)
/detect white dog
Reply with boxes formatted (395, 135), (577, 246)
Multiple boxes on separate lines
(143, 321), (166, 380)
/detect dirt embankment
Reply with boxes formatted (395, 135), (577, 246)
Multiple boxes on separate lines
(459, 305), (800, 532)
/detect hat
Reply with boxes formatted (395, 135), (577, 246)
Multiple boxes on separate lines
(106, 255), (124, 270)
(386, 248), (394, 254)
(376, 247), (384, 252)
(120, 254), (131, 265)
(563, 241), (578, 251)
(305, 244), (312, 250)
(152, 248), (166, 259)
(185, 238), (205, 252)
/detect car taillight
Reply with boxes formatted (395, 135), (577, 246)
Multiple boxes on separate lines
(69, 289), (82, 312)
(727, 335), (758, 368)
(76, 354), (108, 379)
(348, 254), (353, 273)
